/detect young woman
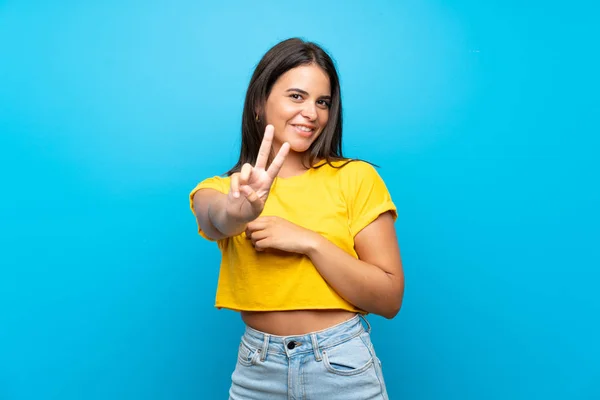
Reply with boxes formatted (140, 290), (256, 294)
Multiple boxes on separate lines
(190, 38), (404, 399)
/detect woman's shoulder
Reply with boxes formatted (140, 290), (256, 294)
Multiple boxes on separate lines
(191, 174), (231, 194)
(314, 158), (378, 177)
(199, 174), (231, 184)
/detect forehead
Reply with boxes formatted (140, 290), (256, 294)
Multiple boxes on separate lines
(273, 64), (331, 94)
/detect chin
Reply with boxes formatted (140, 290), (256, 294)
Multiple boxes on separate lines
(288, 140), (314, 154)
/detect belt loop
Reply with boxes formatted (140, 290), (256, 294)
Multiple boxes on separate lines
(260, 334), (270, 361)
(310, 333), (322, 361)
(359, 314), (372, 333)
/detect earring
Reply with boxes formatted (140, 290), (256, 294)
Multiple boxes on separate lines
(255, 114), (260, 122)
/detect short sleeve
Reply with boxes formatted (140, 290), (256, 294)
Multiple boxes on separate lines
(342, 161), (397, 237)
(189, 175), (230, 240)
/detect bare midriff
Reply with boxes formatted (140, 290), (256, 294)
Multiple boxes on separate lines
(240, 309), (358, 336)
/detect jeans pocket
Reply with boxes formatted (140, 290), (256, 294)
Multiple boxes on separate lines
(237, 340), (260, 367)
(322, 335), (374, 376)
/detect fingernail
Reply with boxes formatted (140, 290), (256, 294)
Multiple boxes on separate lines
(234, 191), (239, 198)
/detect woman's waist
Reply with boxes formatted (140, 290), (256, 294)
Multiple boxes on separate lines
(241, 309), (358, 336)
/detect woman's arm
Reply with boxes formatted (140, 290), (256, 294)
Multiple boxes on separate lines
(192, 189), (247, 240)
(190, 124), (291, 241)
(245, 211), (404, 318)
(305, 211), (404, 319)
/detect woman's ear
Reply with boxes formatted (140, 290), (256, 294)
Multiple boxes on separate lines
(254, 107), (264, 123)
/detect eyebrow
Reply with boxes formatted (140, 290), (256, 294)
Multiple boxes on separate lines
(286, 88), (331, 100)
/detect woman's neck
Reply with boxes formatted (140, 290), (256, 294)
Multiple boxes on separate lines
(270, 149), (311, 179)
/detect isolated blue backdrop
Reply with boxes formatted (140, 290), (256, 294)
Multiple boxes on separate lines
(1, 1), (598, 399)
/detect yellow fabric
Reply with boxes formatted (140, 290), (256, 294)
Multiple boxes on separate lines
(189, 160), (397, 313)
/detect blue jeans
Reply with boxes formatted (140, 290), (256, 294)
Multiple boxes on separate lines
(229, 314), (389, 399)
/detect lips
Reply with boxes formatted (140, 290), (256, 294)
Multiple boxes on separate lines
(292, 124), (316, 137)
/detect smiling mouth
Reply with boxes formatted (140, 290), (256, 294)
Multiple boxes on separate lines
(292, 124), (316, 136)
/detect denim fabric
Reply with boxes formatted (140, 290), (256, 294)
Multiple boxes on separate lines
(229, 315), (389, 399)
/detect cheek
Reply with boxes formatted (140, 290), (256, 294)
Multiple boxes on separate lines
(318, 110), (330, 127)
(283, 104), (304, 120)
(270, 102), (299, 121)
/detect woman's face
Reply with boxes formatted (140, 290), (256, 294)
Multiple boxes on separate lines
(263, 64), (331, 154)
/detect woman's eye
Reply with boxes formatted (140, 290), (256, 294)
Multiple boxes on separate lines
(317, 100), (331, 108)
(290, 93), (302, 100)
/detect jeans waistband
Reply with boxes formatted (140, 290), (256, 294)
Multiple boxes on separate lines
(241, 314), (371, 361)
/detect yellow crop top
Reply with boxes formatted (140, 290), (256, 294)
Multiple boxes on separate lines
(189, 160), (397, 313)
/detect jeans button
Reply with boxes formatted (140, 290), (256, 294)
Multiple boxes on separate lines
(287, 342), (296, 350)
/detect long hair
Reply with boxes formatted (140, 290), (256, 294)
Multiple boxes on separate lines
(225, 38), (362, 176)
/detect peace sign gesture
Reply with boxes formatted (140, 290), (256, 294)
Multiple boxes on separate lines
(226, 125), (290, 222)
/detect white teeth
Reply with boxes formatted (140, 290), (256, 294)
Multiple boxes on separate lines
(295, 125), (313, 132)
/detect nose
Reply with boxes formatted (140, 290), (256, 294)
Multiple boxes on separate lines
(301, 103), (317, 121)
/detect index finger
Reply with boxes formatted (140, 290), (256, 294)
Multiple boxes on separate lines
(255, 125), (274, 170)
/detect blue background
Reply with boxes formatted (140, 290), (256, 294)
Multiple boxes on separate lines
(1, 1), (598, 399)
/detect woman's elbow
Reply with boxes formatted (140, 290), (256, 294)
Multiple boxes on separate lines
(381, 300), (402, 319)
(382, 282), (404, 319)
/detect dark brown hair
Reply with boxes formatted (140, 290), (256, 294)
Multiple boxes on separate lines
(226, 38), (364, 176)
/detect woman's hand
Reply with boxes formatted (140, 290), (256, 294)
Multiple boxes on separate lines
(245, 216), (322, 255)
(225, 125), (290, 223)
